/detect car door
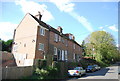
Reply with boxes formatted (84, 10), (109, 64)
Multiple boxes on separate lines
(80, 67), (84, 74)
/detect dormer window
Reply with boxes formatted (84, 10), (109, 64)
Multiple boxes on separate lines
(40, 27), (45, 36)
(69, 35), (72, 40)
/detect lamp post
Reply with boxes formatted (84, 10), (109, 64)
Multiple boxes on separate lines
(92, 48), (95, 59)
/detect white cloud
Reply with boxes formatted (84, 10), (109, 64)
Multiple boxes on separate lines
(50, 0), (93, 32)
(108, 24), (118, 32)
(50, 0), (74, 12)
(70, 12), (93, 32)
(0, 22), (18, 41)
(116, 44), (119, 47)
(15, 0), (54, 22)
(99, 27), (103, 29)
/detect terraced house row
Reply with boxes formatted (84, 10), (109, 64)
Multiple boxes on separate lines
(12, 12), (83, 66)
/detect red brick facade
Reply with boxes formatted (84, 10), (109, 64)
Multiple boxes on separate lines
(12, 13), (83, 66)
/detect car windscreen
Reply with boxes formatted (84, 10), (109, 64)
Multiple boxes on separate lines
(74, 67), (81, 70)
(88, 66), (93, 68)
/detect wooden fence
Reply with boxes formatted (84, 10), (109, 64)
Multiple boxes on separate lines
(2, 66), (33, 79)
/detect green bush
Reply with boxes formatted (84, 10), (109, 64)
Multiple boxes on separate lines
(38, 59), (47, 69)
(35, 68), (49, 79)
(46, 66), (59, 77)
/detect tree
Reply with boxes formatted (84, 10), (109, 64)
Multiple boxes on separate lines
(1, 39), (13, 52)
(81, 40), (86, 56)
(84, 31), (119, 64)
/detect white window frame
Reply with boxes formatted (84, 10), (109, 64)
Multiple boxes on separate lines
(40, 27), (45, 36)
(59, 36), (61, 41)
(66, 40), (68, 46)
(65, 50), (68, 60)
(58, 49), (62, 60)
(38, 43), (44, 51)
(13, 45), (18, 52)
(73, 53), (75, 59)
(62, 50), (64, 61)
(73, 44), (75, 49)
(62, 38), (64, 43)
(54, 47), (57, 55)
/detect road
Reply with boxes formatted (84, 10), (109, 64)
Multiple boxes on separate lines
(62, 63), (120, 81)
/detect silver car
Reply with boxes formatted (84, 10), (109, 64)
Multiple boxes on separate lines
(68, 67), (86, 77)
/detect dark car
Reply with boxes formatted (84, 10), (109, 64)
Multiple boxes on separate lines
(93, 64), (101, 71)
(86, 65), (96, 72)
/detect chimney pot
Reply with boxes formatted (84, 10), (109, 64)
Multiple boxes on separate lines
(57, 26), (63, 33)
(35, 11), (42, 21)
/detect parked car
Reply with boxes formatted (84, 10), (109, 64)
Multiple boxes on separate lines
(86, 65), (96, 72)
(68, 67), (86, 77)
(93, 64), (100, 71)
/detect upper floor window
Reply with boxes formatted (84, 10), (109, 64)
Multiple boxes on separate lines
(13, 45), (18, 52)
(79, 47), (80, 51)
(54, 34), (58, 42)
(73, 53), (76, 59)
(38, 43), (44, 51)
(73, 44), (75, 49)
(40, 27), (45, 36)
(59, 36), (61, 41)
(62, 38), (64, 43)
(66, 40), (68, 46)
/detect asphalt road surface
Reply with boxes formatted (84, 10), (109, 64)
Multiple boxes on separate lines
(62, 63), (120, 81)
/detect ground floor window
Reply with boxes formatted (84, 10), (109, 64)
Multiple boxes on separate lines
(73, 53), (80, 62)
(53, 48), (68, 61)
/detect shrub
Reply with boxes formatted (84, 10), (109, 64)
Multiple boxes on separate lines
(38, 59), (47, 69)
(46, 66), (59, 77)
(35, 68), (49, 79)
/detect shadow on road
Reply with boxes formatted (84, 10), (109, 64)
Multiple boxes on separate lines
(83, 68), (110, 77)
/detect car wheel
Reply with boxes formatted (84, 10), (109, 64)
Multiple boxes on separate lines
(78, 73), (81, 78)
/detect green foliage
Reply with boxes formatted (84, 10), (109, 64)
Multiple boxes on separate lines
(1, 39), (13, 52)
(68, 62), (79, 69)
(84, 31), (119, 65)
(46, 66), (59, 77)
(81, 40), (86, 56)
(38, 59), (47, 69)
(35, 66), (59, 79)
(35, 68), (49, 79)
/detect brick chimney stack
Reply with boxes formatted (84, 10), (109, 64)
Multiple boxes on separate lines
(65, 33), (75, 40)
(57, 26), (63, 33)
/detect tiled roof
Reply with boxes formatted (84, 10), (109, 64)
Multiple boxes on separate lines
(30, 13), (81, 47)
